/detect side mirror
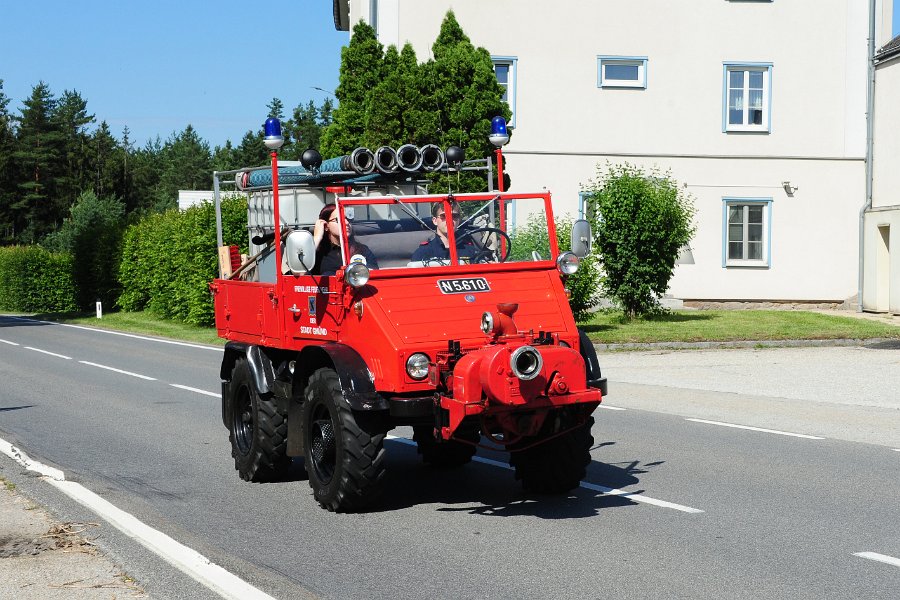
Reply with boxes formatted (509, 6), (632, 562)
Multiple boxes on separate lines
(285, 230), (316, 274)
(570, 219), (592, 258)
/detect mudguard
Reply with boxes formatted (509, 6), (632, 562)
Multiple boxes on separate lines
(220, 342), (275, 427)
(286, 343), (388, 457)
(578, 328), (608, 396)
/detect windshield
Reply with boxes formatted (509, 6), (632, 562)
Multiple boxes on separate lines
(337, 193), (557, 271)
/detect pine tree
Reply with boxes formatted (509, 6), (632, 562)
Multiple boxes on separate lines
(0, 80), (16, 242)
(89, 121), (118, 198)
(156, 125), (212, 211)
(428, 10), (511, 192)
(320, 20), (384, 157)
(234, 129), (267, 169)
(285, 100), (322, 160)
(52, 90), (94, 208)
(129, 137), (164, 215)
(212, 140), (239, 172)
(13, 82), (65, 242)
(363, 45), (404, 148)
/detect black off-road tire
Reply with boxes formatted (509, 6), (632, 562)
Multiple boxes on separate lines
(510, 416), (594, 494)
(413, 426), (478, 468)
(227, 358), (291, 482)
(302, 368), (387, 512)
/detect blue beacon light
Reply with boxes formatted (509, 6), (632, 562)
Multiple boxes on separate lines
(489, 116), (509, 147)
(264, 117), (284, 151)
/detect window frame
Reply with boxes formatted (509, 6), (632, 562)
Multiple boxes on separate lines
(492, 56), (518, 128)
(597, 56), (648, 89)
(722, 62), (773, 133)
(722, 198), (773, 268)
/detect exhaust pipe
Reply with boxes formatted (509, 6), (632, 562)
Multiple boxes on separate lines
(419, 144), (446, 172)
(396, 144), (424, 172)
(374, 146), (399, 174)
(341, 147), (375, 175)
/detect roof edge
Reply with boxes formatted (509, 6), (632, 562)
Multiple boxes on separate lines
(875, 33), (900, 63)
(333, 0), (350, 31)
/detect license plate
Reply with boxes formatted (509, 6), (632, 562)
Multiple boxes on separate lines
(436, 277), (491, 294)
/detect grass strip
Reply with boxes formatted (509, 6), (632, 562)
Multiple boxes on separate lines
(580, 310), (900, 344)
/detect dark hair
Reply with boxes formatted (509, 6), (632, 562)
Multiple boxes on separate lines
(431, 200), (460, 218)
(319, 204), (336, 220)
(316, 204), (368, 257)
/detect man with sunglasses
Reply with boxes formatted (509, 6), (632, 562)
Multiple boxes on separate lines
(411, 200), (480, 264)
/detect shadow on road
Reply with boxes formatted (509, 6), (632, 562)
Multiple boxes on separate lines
(365, 439), (652, 518)
(0, 315), (57, 328)
(254, 439), (668, 518)
(0, 405), (35, 413)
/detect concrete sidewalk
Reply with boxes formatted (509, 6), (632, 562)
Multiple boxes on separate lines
(0, 481), (148, 599)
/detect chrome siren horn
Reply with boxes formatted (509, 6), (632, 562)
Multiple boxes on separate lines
(343, 147), (375, 175)
(374, 146), (399, 174)
(419, 144), (445, 172)
(396, 144), (424, 172)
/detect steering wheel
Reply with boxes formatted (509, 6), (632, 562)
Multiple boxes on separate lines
(455, 227), (512, 263)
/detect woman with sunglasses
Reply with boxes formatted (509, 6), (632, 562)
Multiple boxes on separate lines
(312, 204), (378, 276)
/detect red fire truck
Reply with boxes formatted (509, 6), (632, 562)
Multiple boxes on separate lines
(211, 121), (606, 512)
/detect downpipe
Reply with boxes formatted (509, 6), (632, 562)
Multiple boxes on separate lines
(858, 0), (876, 312)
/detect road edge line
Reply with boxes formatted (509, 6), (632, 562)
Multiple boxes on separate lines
(0, 436), (277, 600)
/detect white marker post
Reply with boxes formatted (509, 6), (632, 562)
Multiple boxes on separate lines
(96, 301), (102, 319)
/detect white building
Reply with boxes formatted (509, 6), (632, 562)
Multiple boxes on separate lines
(864, 33), (900, 313)
(334, 1), (895, 305)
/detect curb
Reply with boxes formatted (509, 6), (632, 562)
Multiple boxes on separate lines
(592, 337), (900, 352)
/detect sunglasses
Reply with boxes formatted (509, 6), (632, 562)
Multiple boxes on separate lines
(437, 213), (461, 221)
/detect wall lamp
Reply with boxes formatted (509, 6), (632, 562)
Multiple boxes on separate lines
(782, 181), (798, 197)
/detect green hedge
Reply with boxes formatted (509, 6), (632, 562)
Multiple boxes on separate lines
(118, 195), (248, 327)
(0, 246), (78, 312)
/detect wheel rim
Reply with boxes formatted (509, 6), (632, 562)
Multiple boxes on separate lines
(232, 384), (253, 455)
(309, 402), (337, 484)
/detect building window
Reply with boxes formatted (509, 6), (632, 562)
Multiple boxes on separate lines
(492, 57), (517, 127)
(723, 198), (772, 267)
(723, 63), (772, 132)
(597, 56), (648, 89)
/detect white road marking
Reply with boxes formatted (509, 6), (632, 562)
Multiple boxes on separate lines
(0, 338), (20, 346)
(386, 435), (703, 513)
(685, 418), (825, 440)
(597, 404), (626, 411)
(24, 346), (72, 360)
(578, 481), (704, 513)
(2, 316), (222, 351)
(79, 361), (156, 381)
(0, 437), (277, 600)
(171, 384), (221, 398)
(853, 552), (900, 569)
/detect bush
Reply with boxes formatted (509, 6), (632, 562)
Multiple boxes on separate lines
(0, 246), (78, 312)
(509, 213), (602, 322)
(42, 191), (125, 310)
(117, 195), (247, 326)
(583, 163), (695, 318)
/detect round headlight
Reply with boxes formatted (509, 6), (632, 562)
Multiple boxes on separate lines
(557, 251), (580, 275)
(480, 311), (494, 334)
(345, 262), (370, 287)
(406, 353), (430, 380)
(510, 346), (543, 381)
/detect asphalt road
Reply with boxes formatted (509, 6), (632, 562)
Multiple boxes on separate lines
(1, 315), (898, 599)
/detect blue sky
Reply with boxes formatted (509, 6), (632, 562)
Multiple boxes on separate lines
(0, 1), (346, 148)
(1, 1), (899, 149)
